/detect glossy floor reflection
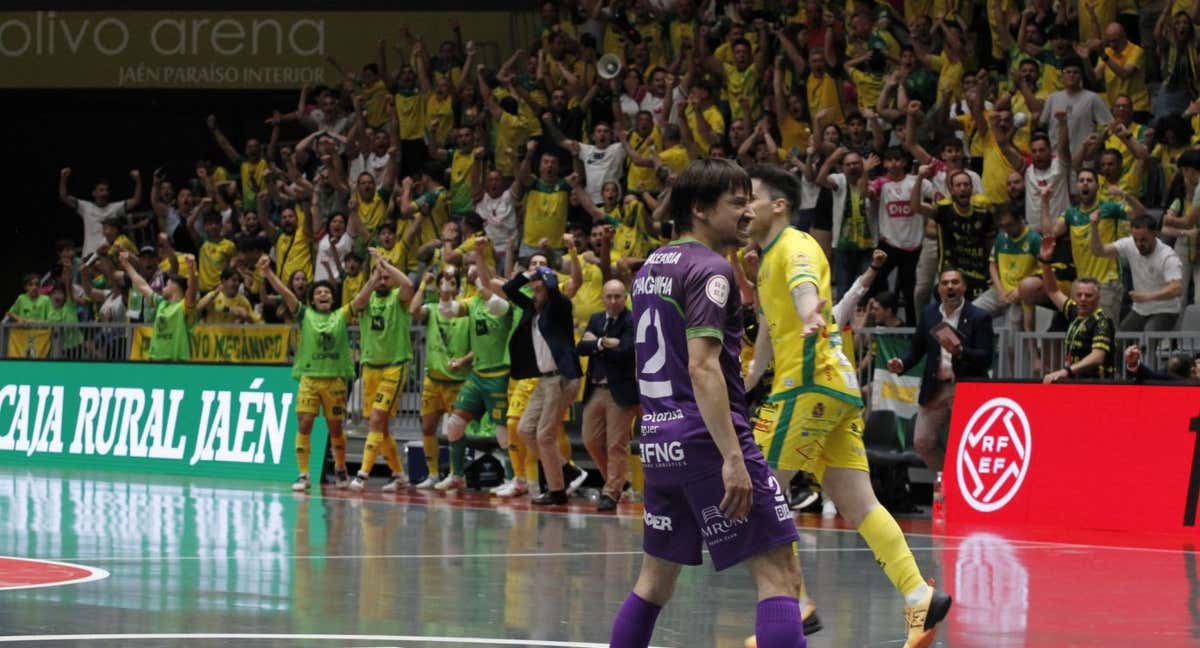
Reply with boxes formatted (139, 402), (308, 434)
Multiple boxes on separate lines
(0, 468), (1196, 647)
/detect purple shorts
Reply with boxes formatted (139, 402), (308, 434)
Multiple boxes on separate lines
(642, 453), (799, 571)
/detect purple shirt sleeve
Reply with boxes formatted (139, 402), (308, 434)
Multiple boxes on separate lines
(683, 256), (734, 341)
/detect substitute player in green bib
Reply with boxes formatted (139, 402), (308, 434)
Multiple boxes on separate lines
(349, 249), (416, 492)
(120, 249), (197, 361)
(410, 267), (473, 489)
(435, 236), (515, 492)
(259, 255), (367, 492)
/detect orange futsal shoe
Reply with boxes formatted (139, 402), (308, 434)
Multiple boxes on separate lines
(743, 599), (822, 647)
(902, 579), (953, 648)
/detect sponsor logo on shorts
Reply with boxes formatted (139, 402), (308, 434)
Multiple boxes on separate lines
(768, 476), (791, 522)
(643, 510), (673, 531)
(811, 402), (824, 418)
(639, 441), (685, 467)
(699, 505), (748, 545)
(642, 409), (683, 423)
(956, 397), (1032, 513)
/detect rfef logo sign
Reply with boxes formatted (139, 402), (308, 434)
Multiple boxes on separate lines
(956, 397), (1031, 512)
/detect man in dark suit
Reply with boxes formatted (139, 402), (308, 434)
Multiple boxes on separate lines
(577, 279), (637, 511)
(505, 264), (586, 505)
(888, 267), (994, 472)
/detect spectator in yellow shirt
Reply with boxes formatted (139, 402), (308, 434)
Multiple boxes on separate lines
(197, 268), (261, 324)
(805, 47), (845, 127)
(1093, 23), (1150, 119)
(99, 217), (139, 265)
(187, 205), (237, 293)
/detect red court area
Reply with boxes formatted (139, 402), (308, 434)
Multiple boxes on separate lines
(0, 557), (107, 591)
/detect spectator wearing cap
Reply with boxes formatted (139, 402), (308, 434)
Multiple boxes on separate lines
(504, 264), (585, 506)
(127, 244), (167, 324)
(1089, 214), (1184, 331)
(1040, 56), (1114, 159)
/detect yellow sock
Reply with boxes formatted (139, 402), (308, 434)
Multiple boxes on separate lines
(422, 434), (439, 476)
(629, 454), (644, 493)
(295, 433), (312, 475)
(858, 506), (925, 597)
(330, 435), (347, 471)
(360, 431), (383, 475)
(508, 428), (526, 480)
(379, 434), (402, 475)
(556, 429), (572, 465)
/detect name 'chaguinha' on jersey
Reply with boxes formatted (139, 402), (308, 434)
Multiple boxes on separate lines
(757, 227), (861, 406)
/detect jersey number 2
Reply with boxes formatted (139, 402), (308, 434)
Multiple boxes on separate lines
(636, 307), (671, 398)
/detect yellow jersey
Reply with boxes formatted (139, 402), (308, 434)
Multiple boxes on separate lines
(197, 237), (237, 292)
(626, 128), (661, 193)
(275, 206), (313, 282)
(757, 227), (861, 405)
(360, 79), (392, 130)
(204, 292), (261, 324)
(522, 180), (570, 249)
(357, 191), (389, 236)
(684, 104), (725, 156)
(394, 89), (425, 140)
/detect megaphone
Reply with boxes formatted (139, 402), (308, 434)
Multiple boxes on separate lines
(597, 54), (622, 80)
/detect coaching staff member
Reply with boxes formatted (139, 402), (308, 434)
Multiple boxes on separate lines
(888, 267), (994, 472)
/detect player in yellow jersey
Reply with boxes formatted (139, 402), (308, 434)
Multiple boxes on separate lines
(743, 166), (951, 648)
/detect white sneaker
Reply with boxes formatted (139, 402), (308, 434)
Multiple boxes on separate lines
(434, 474), (466, 492)
(490, 479), (512, 495)
(791, 490), (820, 511)
(821, 496), (837, 517)
(348, 474), (368, 491)
(495, 479), (529, 498)
(566, 467), (589, 496)
(291, 474), (311, 492)
(334, 468), (350, 489)
(414, 476), (438, 490)
(380, 475), (404, 492)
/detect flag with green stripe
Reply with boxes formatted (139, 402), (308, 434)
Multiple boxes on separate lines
(870, 334), (924, 448)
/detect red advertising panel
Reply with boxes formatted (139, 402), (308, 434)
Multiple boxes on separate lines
(944, 381), (1200, 533)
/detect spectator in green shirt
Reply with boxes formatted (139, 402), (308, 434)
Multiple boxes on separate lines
(5, 273), (52, 358)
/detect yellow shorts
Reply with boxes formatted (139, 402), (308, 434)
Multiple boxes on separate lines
(362, 364), (408, 417)
(753, 391), (868, 482)
(421, 376), (463, 417)
(506, 377), (538, 424)
(297, 376), (348, 421)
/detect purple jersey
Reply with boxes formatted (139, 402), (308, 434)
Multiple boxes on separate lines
(632, 239), (759, 485)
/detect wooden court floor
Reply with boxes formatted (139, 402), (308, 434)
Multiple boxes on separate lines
(0, 468), (1195, 647)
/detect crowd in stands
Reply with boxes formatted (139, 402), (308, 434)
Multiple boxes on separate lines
(7, 2), (1200, 391)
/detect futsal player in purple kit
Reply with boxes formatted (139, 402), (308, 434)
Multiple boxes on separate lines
(609, 159), (806, 648)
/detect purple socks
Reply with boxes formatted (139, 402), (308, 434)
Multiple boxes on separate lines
(755, 596), (806, 648)
(609, 592), (662, 648)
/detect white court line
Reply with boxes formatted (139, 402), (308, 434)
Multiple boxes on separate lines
(36, 540), (1176, 565)
(0, 557), (109, 591)
(0, 633), (652, 647)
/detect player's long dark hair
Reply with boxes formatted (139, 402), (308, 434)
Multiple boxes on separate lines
(667, 159), (752, 235)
